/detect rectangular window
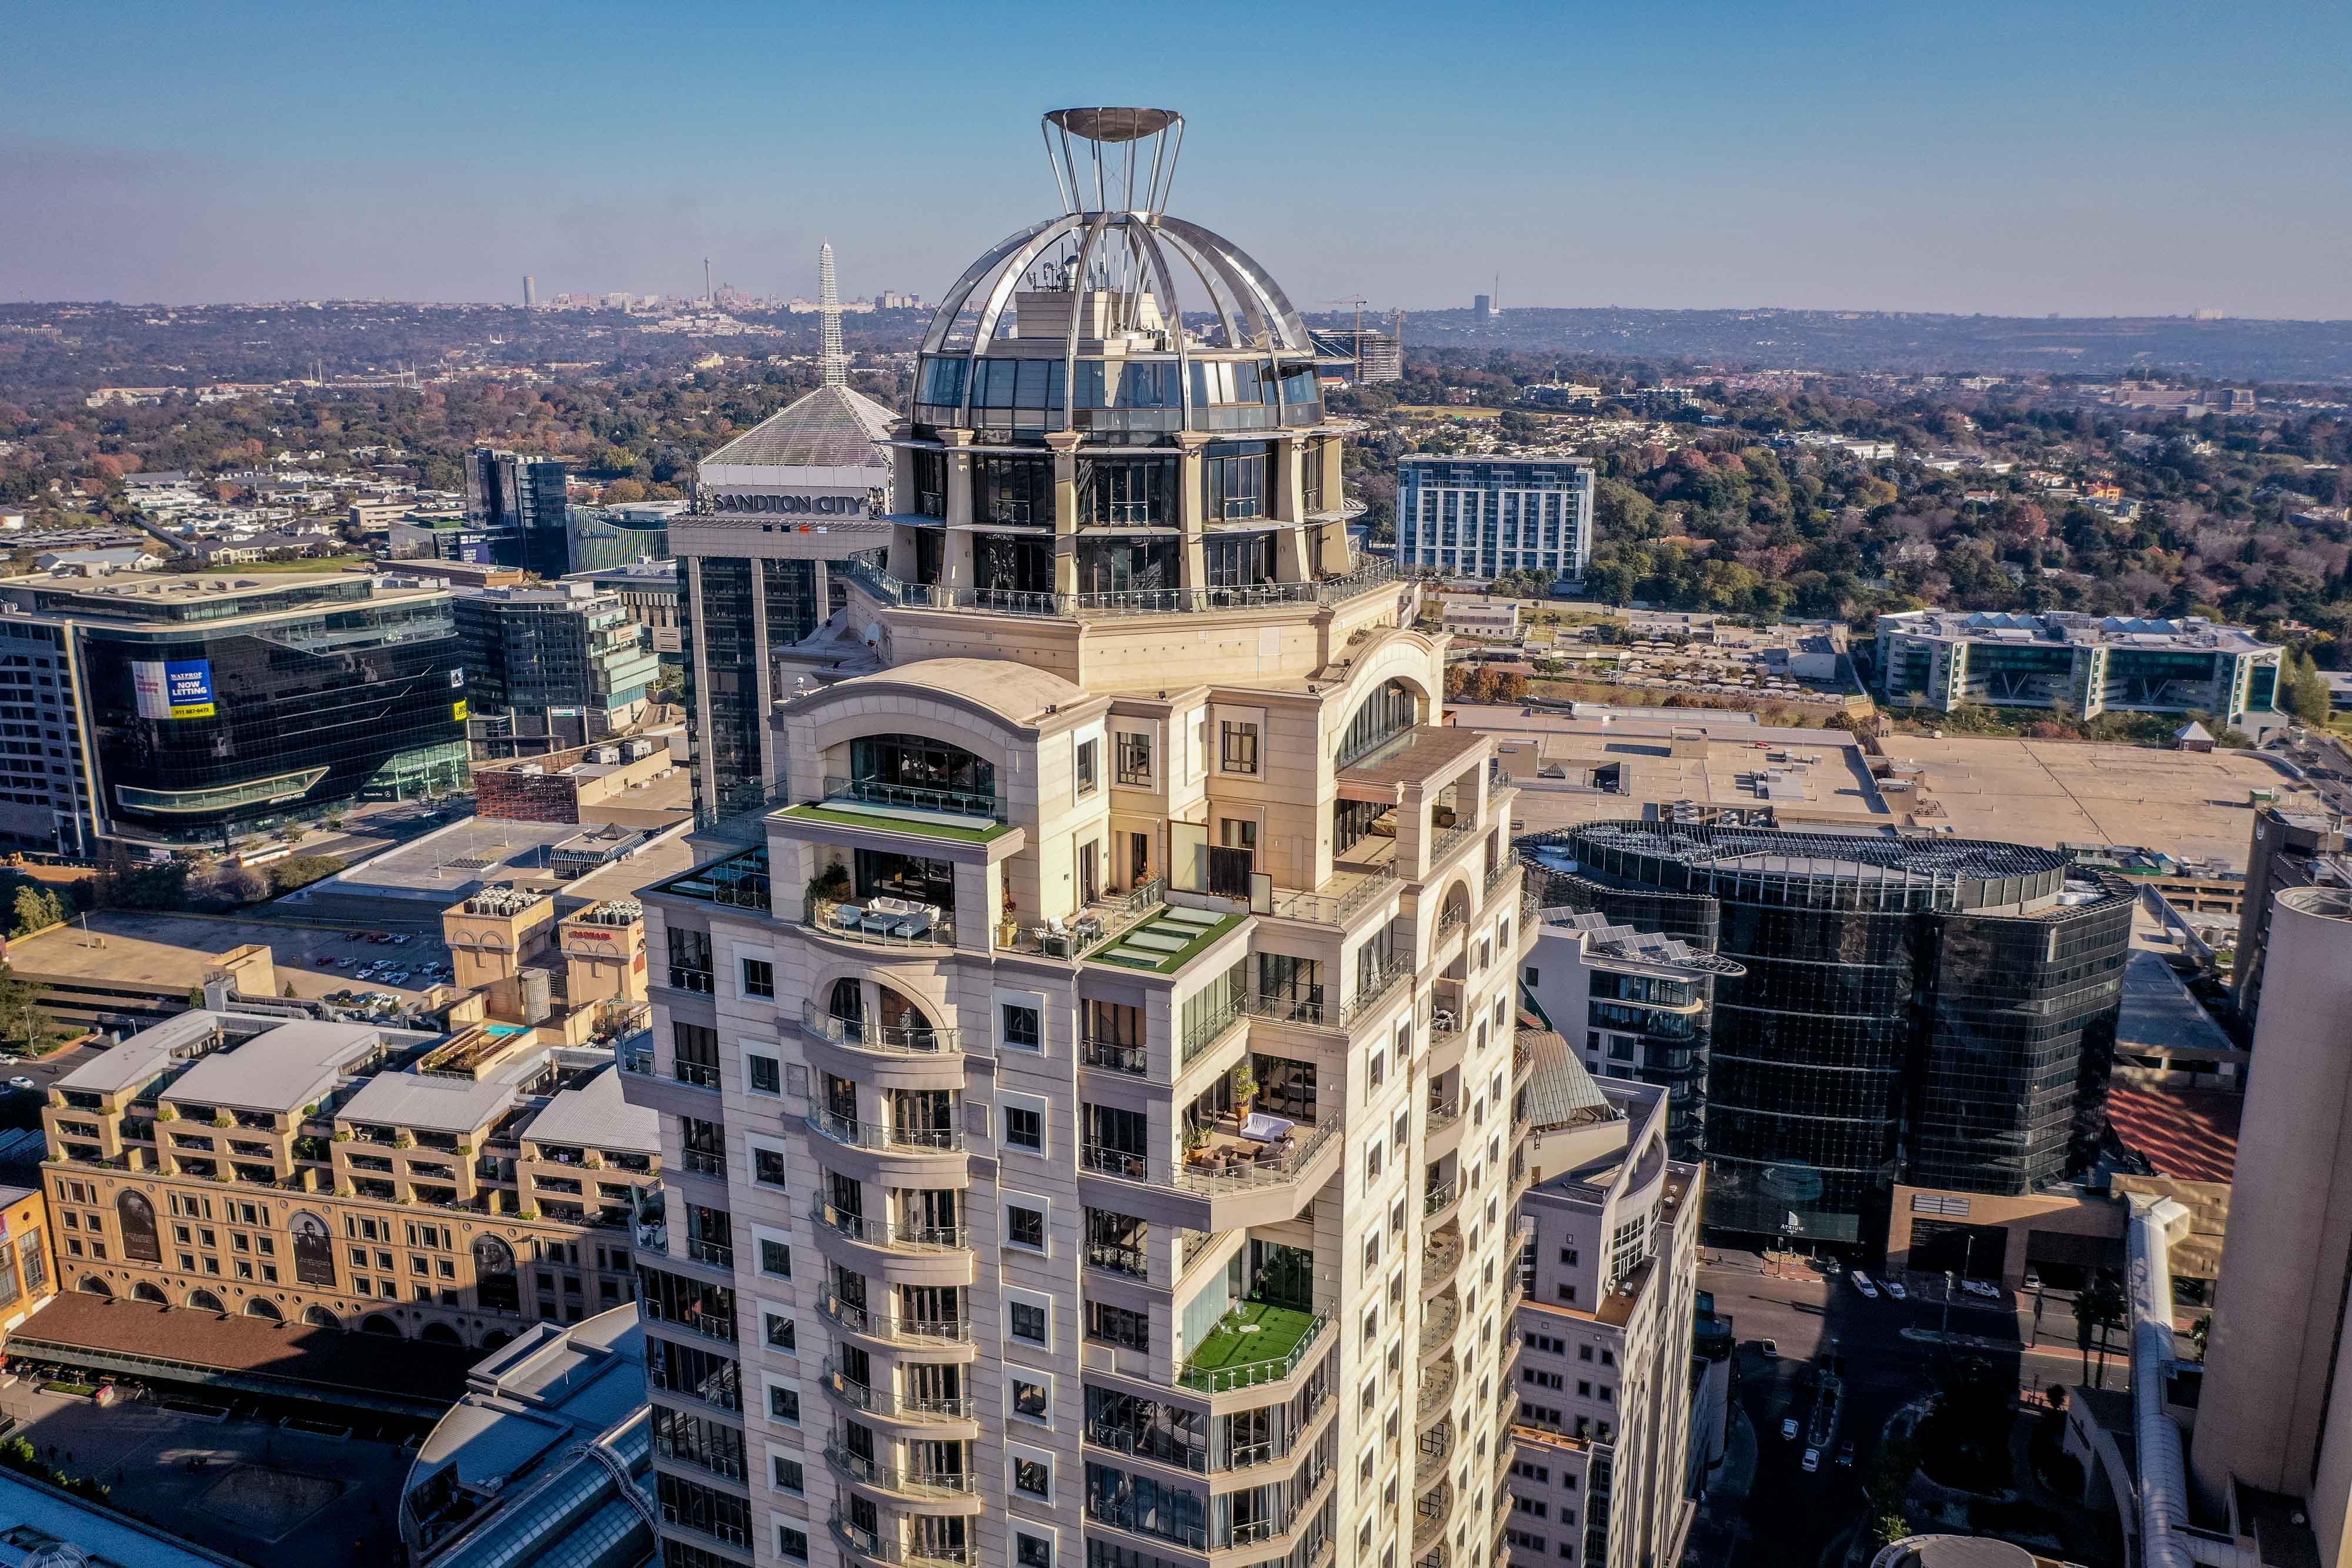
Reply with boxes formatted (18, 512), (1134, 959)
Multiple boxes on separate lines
(759, 1239), (791, 1279)
(1010, 1298), (1049, 1346)
(1075, 738), (1099, 797)
(753, 1147), (788, 1188)
(768, 1385), (800, 1423)
(739, 956), (774, 999)
(1219, 721), (1259, 774)
(773, 1455), (805, 1495)
(1007, 1202), (1047, 1252)
(1085, 1300), (1149, 1352)
(1115, 731), (1152, 786)
(1004, 1105), (1043, 1152)
(1011, 1374), (1051, 1423)
(747, 1054), (780, 1095)
(1016, 1532), (1054, 1568)
(778, 1526), (810, 1562)
(1013, 1454), (1052, 1499)
(1001, 1004), (1042, 1052)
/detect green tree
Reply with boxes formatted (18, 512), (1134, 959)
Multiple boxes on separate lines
(1873, 1515), (1913, 1550)
(0, 964), (43, 1055)
(9, 885), (63, 937)
(2077, 1273), (2127, 1389)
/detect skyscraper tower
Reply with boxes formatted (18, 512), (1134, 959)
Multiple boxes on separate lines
(705, 256), (714, 305)
(522, 274), (537, 309)
(819, 241), (847, 387)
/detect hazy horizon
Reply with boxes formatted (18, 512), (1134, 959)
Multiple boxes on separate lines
(5, 1), (2348, 320)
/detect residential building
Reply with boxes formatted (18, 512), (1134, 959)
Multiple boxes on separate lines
(1507, 1058), (1702, 1568)
(1872, 610), (2283, 727)
(2193, 886), (2352, 1556)
(1398, 459), (1596, 584)
(624, 106), (1536, 1568)
(1523, 822), (2134, 1253)
(571, 557), (686, 658)
(34, 547), (162, 575)
(455, 583), (662, 738)
(675, 245), (894, 823)
(2230, 804), (2349, 1029)
(38, 1007), (660, 1346)
(1442, 601), (1523, 641)
(1307, 327), (1403, 385)
(399, 1306), (657, 1567)
(0, 569), (469, 852)
(1520, 911), (1745, 1161)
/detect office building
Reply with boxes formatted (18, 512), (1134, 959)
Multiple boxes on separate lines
(456, 583), (663, 738)
(463, 447), (574, 578)
(1474, 296), (1492, 321)
(569, 500), (681, 574)
(676, 243), (894, 823)
(2230, 804), (2348, 1029)
(1524, 821), (2133, 1252)
(625, 106), (1535, 1568)
(524, 275), (538, 309)
(400, 1306), (657, 1567)
(1398, 459), (1595, 584)
(1507, 1059), (1702, 1568)
(1872, 610), (2283, 727)
(0, 569), (470, 851)
(39, 1005), (660, 1346)
(1307, 328), (1402, 385)
(1521, 910), (1745, 1161)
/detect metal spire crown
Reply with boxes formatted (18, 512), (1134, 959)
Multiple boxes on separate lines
(818, 242), (846, 387)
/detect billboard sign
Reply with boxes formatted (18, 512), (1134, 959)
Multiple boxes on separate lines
(132, 658), (217, 720)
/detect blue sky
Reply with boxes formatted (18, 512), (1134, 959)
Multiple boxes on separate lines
(4, 0), (2348, 317)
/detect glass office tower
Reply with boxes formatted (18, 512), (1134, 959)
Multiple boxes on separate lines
(1527, 821), (2132, 1248)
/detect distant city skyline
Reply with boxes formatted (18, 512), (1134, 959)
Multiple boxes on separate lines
(4, 1), (2349, 319)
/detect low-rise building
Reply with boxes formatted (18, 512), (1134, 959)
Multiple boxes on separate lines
(455, 583), (661, 739)
(1444, 600), (1525, 640)
(39, 1007), (660, 1348)
(1874, 609), (2283, 726)
(1507, 1056), (1703, 1568)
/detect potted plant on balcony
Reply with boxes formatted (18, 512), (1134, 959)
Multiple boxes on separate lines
(1182, 1121), (1210, 1168)
(1230, 1062), (1259, 1122)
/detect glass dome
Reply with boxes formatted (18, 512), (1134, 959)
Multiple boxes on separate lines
(912, 108), (1324, 440)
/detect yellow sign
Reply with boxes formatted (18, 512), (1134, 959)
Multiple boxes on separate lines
(452, 700), (469, 721)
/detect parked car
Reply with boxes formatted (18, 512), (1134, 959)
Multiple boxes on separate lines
(1802, 1447), (1820, 1473)
(1758, 1340), (1779, 1360)
(1850, 1272), (1879, 1300)
(1885, 1279), (1908, 1301)
(392, 935), (412, 945)
(6, 1077), (35, 1092)
(1780, 1417), (1799, 1440)
(1962, 1279), (2000, 1300)
(1837, 1440), (1856, 1467)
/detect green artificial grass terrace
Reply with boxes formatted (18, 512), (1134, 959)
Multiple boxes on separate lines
(1085, 909), (1248, 974)
(773, 802), (1012, 845)
(1185, 1299), (1318, 1375)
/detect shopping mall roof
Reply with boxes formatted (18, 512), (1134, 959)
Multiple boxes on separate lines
(2108, 1084), (2241, 1185)
(697, 383), (895, 482)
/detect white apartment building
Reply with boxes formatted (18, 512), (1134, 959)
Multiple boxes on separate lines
(1398, 459), (1595, 584)
(626, 107), (1541, 1568)
(1505, 1063), (1702, 1568)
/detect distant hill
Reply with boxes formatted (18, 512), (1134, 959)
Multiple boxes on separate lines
(1367, 306), (2352, 383)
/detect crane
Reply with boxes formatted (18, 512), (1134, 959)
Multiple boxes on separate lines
(1315, 298), (1372, 379)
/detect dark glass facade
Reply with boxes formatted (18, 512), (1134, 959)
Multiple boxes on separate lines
(82, 600), (468, 840)
(1528, 822), (2132, 1248)
(681, 558), (764, 817)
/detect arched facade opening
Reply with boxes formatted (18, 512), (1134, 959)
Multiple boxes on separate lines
(290, 1211), (335, 1288)
(420, 1322), (463, 1345)
(302, 1305), (341, 1329)
(77, 1275), (111, 1298)
(188, 1289), (226, 1314)
(1337, 678), (1421, 770)
(359, 1313), (402, 1338)
(845, 733), (998, 815)
(132, 1282), (167, 1304)
(116, 1191), (161, 1263)
(480, 1329), (514, 1350)
(243, 1298), (283, 1322)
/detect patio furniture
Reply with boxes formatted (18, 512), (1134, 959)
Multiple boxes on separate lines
(829, 901), (866, 932)
(860, 897), (936, 937)
(1239, 1112), (1295, 1145)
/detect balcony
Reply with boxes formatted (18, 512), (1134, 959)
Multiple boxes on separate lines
(840, 556), (1411, 621)
(818, 1361), (975, 1424)
(824, 1442), (980, 1499)
(658, 845), (773, 913)
(1421, 1229), (1463, 1294)
(806, 1109), (967, 1157)
(1416, 1358), (1458, 1428)
(1171, 1118), (1338, 1199)
(685, 1236), (734, 1268)
(806, 895), (958, 950)
(1178, 1300), (1329, 1394)
(1423, 1176), (1461, 1223)
(777, 780), (1013, 848)
(1261, 865), (1399, 927)
(1412, 1478), (1454, 1552)
(1000, 880), (1171, 960)
(1418, 1293), (1461, 1362)
(811, 1201), (970, 1254)
(1080, 1035), (1148, 1075)
(803, 1001), (963, 1058)
(817, 1290), (974, 1346)
(829, 1513), (969, 1568)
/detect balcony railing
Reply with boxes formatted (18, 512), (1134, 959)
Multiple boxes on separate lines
(1424, 1178), (1460, 1218)
(665, 965), (716, 994)
(1084, 1419), (1210, 1475)
(830, 1512), (974, 1568)
(1427, 821), (1477, 868)
(806, 897), (958, 950)
(824, 1442), (978, 1497)
(822, 775), (1008, 823)
(836, 556), (1410, 621)
(1264, 867), (1399, 927)
(673, 1059), (722, 1091)
(810, 1201), (970, 1253)
(1080, 1036), (1148, 1075)
(1080, 1144), (1148, 1182)
(1485, 858), (1522, 898)
(1178, 1000), (1247, 1067)
(1085, 1241), (1148, 1278)
(1170, 1118), (1339, 1198)
(800, 1002), (961, 1057)
(806, 1109), (966, 1156)
(817, 1290), (974, 1344)
(820, 1361), (975, 1422)
(685, 1236), (734, 1268)
(1177, 1312), (1331, 1393)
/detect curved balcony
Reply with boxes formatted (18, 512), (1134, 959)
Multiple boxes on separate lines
(1418, 1544), (1451, 1568)
(824, 1443), (985, 1508)
(1418, 1293), (1461, 1364)
(806, 1109), (969, 1159)
(830, 1512), (971, 1568)
(1178, 1303), (1332, 1395)
(801, 1002), (968, 1061)
(1420, 1228), (1463, 1297)
(817, 1290), (978, 1353)
(818, 1362), (980, 1429)
(1412, 1477), (1455, 1552)
(1415, 1358), (1458, 1430)
(1423, 1176), (1462, 1228)
(810, 1203), (975, 1285)
(1424, 1102), (1465, 1161)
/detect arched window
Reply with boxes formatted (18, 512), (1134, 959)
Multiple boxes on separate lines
(1337, 679), (1420, 769)
(77, 1276), (112, 1298)
(132, 1282), (168, 1304)
(116, 1192), (161, 1263)
(302, 1305), (341, 1329)
(359, 1313), (402, 1338)
(420, 1322), (463, 1345)
(243, 1298), (283, 1322)
(847, 733), (997, 814)
(188, 1289), (226, 1314)
(828, 977), (864, 1028)
(876, 984), (938, 1049)
(473, 1235), (519, 1315)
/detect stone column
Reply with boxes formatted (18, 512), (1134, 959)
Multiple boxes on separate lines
(1046, 430), (1083, 599)
(940, 429), (976, 592)
(1272, 435), (1312, 584)
(1177, 432), (1212, 596)
(1313, 438), (1354, 576)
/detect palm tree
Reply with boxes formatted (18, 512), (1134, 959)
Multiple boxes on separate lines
(2076, 1274), (2127, 1390)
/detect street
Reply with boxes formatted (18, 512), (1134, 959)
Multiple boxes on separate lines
(1693, 1253), (2129, 1568)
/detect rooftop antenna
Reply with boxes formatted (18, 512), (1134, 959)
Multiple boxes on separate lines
(818, 242), (846, 387)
